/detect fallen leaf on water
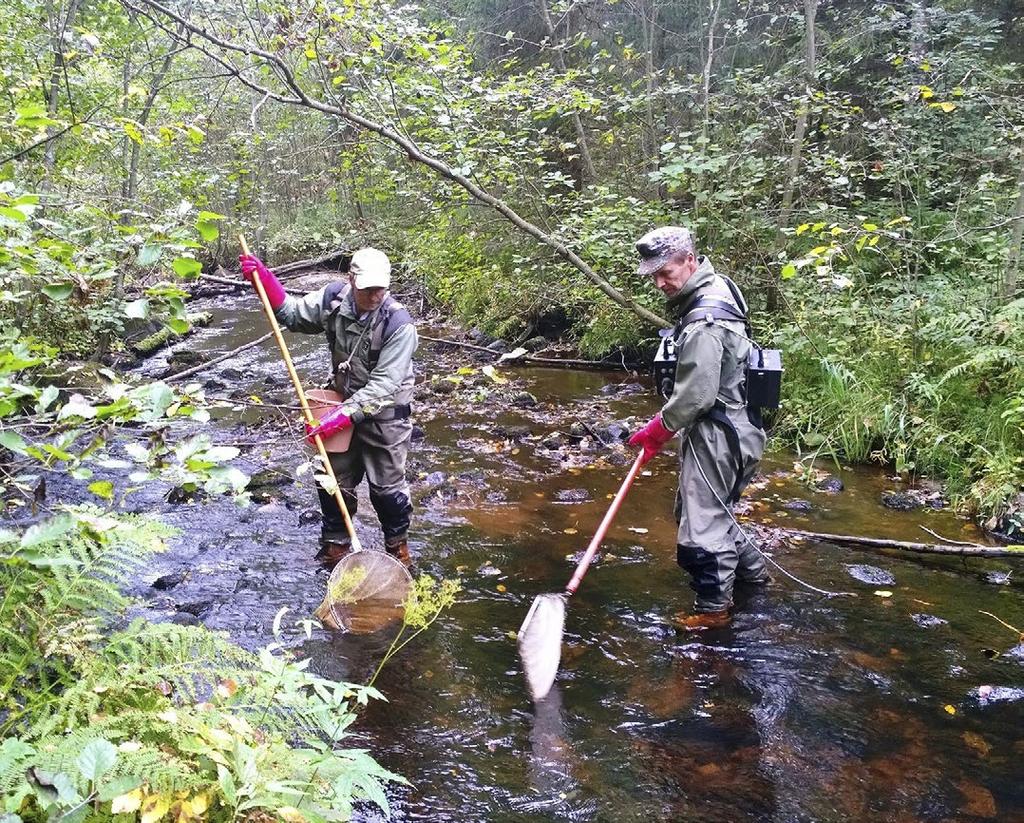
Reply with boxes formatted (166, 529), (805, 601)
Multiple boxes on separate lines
(496, 584), (507, 593)
(628, 527), (648, 534)
(944, 704), (957, 715)
(874, 590), (893, 598)
(564, 528), (578, 535)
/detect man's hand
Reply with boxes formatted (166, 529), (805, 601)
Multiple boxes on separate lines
(239, 253), (287, 309)
(305, 405), (362, 445)
(628, 414), (675, 466)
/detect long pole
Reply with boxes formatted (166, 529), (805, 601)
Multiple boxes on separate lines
(239, 235), (362, 551)
(565, 452), (645, 594)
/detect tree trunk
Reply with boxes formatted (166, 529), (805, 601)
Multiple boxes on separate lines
(700, 0), (722, 141)
(538, 0), (596, 187)
(1001, 155), (1024, 301)
(42, 0), (82, 186)
(767, 0), (817, 313)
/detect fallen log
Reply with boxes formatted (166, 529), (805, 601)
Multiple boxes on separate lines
(780, 527), (1023, 558)
(167, 332), (274, 382)
(419, 335), (630, 371)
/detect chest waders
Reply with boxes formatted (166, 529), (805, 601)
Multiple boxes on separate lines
(320, 282), (414, 419)
(653, 275), (783, 503)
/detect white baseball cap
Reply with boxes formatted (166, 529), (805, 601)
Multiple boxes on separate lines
(349, 247), (391, 289)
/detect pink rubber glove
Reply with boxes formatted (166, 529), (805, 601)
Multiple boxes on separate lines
(239, 253), (287, 309)
(305, 405), (363, 445)
(628, 414), (675, 466)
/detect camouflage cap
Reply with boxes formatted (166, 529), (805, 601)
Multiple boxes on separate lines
(635, 226), (695, 277)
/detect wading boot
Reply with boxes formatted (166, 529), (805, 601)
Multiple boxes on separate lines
(673, 610), (731, 631)
(384, 536), (411, 567)
(315, 540), (352, 568)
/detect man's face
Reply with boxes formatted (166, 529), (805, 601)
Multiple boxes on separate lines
(350, 276), (387, 313)
(651, 252), (697, 297)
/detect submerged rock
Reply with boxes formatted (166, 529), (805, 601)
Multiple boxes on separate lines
(512, 391), (538, 408)
(845, 564), (896, 586)
(554, 488), (591, 503)
(911, 613), (948, 628)
(814, 475), (844, 493)
(783, 499), (813, 512)
(881, 491), (923, 511)
(152, 570), (187, 591)
(983, 570), (1013, 586)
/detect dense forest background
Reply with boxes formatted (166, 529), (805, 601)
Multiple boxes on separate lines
(2, 0), (1023, 521)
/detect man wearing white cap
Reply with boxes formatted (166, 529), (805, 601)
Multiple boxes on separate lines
(239, 247), (418, 564)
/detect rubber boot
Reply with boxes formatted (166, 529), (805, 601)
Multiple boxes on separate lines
(673, 609), (731, 631)
(315, 540), (352, 568)
(384, 536), (411, 567)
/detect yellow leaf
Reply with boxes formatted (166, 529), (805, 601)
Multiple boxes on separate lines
(563, 528), (578, 535)
(248, 394), (263, 405)
(920, 60), (931, 71)
(918, 86), (934, 99)
(795, 223), (811, 235)
(938, 101), (956, 113)
(861, 222), (878, 231)
(944, 704), (956, 715)
(204, 727), (233, 748)
(140, 794), (170, 823)
(496, 584), (507, 593)
(187, 794), (209, 816)
(111, 789), (143, 814)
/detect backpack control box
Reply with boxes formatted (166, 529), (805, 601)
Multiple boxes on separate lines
(746, 347), (783, 409)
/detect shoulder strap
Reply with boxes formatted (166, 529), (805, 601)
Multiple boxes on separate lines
(368, 297), (413, 370)
(322, 282), (349, 353)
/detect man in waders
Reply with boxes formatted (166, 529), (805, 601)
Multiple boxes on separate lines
(628, 226), (768, 629)
(239, 248), (417, 566)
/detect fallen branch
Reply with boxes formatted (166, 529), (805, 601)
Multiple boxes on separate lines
(123, 0), (670, 329)
(781, 528), (1024, 558)
(167, 331), (274, 381)
(420, 334), (629, 370)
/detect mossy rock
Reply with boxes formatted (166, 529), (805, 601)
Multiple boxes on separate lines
(133, 312), (213, 356)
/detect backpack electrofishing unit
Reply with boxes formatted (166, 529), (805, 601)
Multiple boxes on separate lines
(653, 275), (782, 412)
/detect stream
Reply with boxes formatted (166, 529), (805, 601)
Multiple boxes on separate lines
(51, 279), (1024, 820)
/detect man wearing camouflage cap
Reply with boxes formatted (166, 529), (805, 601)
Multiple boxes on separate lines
(629, 226), (768, 628)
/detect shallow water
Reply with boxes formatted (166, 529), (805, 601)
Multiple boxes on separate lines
(73, 289), (1024, 820)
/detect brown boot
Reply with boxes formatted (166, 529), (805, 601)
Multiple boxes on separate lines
(384, 536), (411, 567)
(673, 610), (731, 631)
(315, 540), (352, 567)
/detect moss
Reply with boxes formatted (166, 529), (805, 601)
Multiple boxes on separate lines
(133, 312), (212, 356)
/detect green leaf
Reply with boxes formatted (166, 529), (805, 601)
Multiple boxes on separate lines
(36, 384), (59, 412)
(137, 244), (163, 266)
(0, 429), (28, 454)
(781, 263), (797, 280)
(76, 739), (117, 783)
(124, 298), (149, 319)
(172, 257), (202, 278)
(88, 480), (114, 500)
(20, 514), (75, 548)
(164, 317), (189, 335)
(0, 206), (27, 222)
(218, 765), (237, 807)
(42, 283), (74, 301)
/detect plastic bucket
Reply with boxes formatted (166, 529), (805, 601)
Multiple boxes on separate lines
(307, 388), (354, 453)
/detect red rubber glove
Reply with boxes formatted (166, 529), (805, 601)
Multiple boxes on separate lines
(305, 405), (363, 444)
(628, 414), (675, 466)
(239, 253), (287, 309)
